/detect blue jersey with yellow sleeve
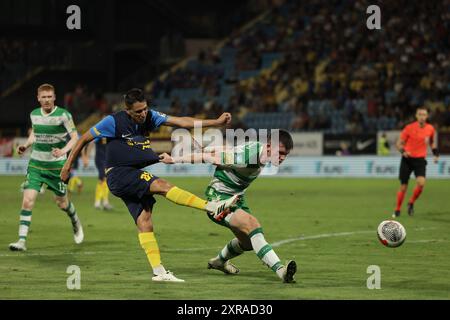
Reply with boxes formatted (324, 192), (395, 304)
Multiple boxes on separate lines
(89, 109), (168, 168)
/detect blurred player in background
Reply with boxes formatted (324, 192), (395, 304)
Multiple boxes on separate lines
(84, 136), (113, 210)
(377, 132), (390, 156)
(67, 141), (85, 195)
(61, 88), (238, 282)
(159, 129), (297, 283)
(393, 107), (439, 218)
(9, 84), (84, 251)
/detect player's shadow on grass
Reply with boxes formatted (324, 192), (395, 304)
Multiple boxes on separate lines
(190, 267), (285, 284)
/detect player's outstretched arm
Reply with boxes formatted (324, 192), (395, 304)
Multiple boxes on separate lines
(61, 131), (95, 182)
(17, 129), (36, 155)
(163, 112), (232, 129)
(431, 131), (439, 163)
(81, 141), (94, 168)
(159, 150), (221, 165)
(159, 144), (251, 167)
(396, 137), (409, 158)
(52, 131), (79, 158)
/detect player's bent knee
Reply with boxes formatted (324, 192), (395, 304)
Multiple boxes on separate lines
(417, 178), (426, 187)
(137, 221), (153, 232)
(136, 211), (153, 232)
(248, 215), (260, 229)
(231, 210), (261, 234)
(150, 178), (173, 195)
(56, 200), (68, 209)
(22, 198), (35, 210)
(242, 215), (261, 235)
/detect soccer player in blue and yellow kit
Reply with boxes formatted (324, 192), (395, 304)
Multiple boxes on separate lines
(61, 88), (238, 282)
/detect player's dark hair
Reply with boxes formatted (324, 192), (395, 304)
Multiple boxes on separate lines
(124, 88), (146, 108)
(268, 129), (293, 151)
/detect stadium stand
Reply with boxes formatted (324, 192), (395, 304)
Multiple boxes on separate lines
(1, 1), (449, 135)
(145, 0), (450, 133)
(0, 38), (68, 96)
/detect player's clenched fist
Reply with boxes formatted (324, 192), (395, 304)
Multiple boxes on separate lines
(52, 148), (65, 157)
(217, 112), (232, 126)
(159, 152), (174, 164)
(17, 145), (28, 155)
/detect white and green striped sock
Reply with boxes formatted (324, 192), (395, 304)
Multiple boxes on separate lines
(18, 209), (32, 241)
(216, 238), (245, 263)
(62, 202), (79, 225)
(249, 227), (284, 277)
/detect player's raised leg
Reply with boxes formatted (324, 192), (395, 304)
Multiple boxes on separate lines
(150, 178), (238, 220)
(407, 176), (426, 216)
(55, 195), (84, 244)
(9, 189), (39, 251)
(136, 208), (184, 282)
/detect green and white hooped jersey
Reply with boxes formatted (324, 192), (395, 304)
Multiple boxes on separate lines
(208, 141), (264, 195)
(29, 106), (76, 170)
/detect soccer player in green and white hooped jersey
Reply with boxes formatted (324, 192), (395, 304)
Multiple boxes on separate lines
(159, 129), (297, 283)
(9, 83), (84, 251)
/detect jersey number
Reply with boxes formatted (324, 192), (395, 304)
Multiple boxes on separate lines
(58, 182), (67, 193)
(140, 172), (153, 181)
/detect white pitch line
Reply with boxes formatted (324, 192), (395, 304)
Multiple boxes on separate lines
(271, 230), (375, 247)
(0, 251), (99, 258)
(271, 227), (437, 247)
(0, 227), (438, 258)
(0, 247), (216, 258)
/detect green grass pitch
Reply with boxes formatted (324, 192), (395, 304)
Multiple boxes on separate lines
(0, 176), (449, 299)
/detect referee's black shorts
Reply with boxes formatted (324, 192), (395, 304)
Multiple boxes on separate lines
(399, 157), (427, 184)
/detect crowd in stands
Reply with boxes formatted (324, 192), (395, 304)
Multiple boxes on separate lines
(0, 39), (26, 92)
(2, 1), (449, 134)
(0, 38), (68, 94)
(147, 0), (450, 133)
(64, 85), (111, 124)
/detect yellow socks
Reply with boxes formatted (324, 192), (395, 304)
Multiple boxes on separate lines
(165, 186), (207, 210)
(68, 177), (76, 192)
(102, 180), (110, 203)
(139, 232), (163, 272)
(95, 180), (110, 206)
(95, 181), (103, 203)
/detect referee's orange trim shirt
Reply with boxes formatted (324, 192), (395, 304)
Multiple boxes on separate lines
(400, 121), (435, 158)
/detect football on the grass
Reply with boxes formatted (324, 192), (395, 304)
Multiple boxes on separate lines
(377, 220), (406, 248)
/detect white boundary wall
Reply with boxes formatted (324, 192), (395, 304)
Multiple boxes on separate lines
(1, 156), (450, 178)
